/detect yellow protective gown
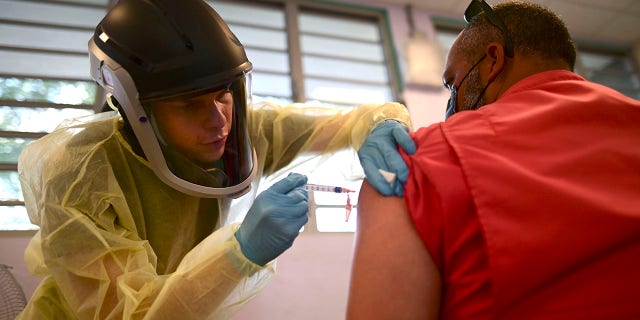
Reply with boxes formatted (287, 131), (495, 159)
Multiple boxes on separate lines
(17, 101), (411, 320)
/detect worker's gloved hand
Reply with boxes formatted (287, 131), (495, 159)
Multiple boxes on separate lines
(358, 120), (416, 197)
(235, 173), (309, 266)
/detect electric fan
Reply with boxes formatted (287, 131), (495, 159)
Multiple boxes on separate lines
(0, 264), (26, 320)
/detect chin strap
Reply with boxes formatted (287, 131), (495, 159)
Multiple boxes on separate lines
(106, 93), (119, 111)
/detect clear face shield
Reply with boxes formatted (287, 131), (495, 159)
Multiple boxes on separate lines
(143, 76), (255, 195)
(90, 38), (257, 198)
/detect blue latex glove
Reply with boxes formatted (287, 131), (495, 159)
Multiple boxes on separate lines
(358, 120), (416, 197)
(235, 173), (309, 266)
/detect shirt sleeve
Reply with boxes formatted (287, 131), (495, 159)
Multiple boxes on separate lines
(402, 124), (470, 271)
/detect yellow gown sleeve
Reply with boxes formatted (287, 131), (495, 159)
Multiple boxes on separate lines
(249, 101), (412, 176)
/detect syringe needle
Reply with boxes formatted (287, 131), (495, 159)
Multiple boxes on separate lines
(345, 193), (352, 222)
(303, 183), (354, 223)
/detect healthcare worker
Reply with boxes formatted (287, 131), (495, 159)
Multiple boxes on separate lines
(16, 0), (414, 319)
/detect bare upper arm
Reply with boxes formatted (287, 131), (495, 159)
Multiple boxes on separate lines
(346, 180), (441, 320)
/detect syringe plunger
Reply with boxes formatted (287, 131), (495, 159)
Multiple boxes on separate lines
(303, 184), (354, 193)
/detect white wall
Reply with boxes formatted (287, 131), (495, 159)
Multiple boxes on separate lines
(232, 232), (355, 320)
(362, 0), (448, 128)
(0, 0), (447, 318)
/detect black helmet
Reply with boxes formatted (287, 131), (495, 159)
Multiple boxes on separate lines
(94, 0), (251, 101)
(89, 0), (257, 198)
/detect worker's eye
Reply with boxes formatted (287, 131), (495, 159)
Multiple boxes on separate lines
(214, 90), (233, 106)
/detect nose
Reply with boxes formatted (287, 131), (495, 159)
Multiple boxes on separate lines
(202, 102), (227, 129)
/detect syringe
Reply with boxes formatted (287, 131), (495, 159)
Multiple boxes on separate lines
(303, 184), (354, 193)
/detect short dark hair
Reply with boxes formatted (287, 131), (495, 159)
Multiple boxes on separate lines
(460, 1), (576, 69)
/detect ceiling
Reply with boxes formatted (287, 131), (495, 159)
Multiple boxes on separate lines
(375, 0), (640, 48)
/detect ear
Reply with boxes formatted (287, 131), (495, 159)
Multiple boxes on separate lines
(485, 42), (506, 82)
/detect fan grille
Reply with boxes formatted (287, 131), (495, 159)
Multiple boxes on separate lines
(0, 264), (27, 320)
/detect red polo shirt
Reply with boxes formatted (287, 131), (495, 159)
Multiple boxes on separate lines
(404, 70), (640, 319)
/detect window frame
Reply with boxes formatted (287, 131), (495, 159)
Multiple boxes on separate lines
(245, 0), (403, 104)
(0, 0), (108, 229)
(573, 42), (640, 100)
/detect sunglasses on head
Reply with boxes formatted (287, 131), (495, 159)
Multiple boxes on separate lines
(464, 0), (514, 57)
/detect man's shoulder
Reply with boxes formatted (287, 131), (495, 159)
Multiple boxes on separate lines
(411, 122), (445, 144)
(407, 122), (459, 169)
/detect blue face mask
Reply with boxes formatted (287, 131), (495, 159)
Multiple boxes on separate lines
(445, 55), (485, 120)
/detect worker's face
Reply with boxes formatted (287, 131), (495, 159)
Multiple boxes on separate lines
(151, 89), (233, 167)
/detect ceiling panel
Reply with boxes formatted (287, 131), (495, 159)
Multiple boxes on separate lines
(372, 0), (640, 46)
(546, 1), (618, 41)
(627, 1), (640, 15)
(560, 0), (634, 10)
